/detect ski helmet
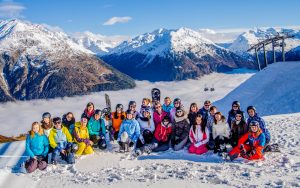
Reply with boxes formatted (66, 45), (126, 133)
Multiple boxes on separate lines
(247, 106), (256, 112)
(232, 101), (241, 107)
(42, 112), (51, 119)
(94, 109), (102, 116)
(173, 98), (181, 105)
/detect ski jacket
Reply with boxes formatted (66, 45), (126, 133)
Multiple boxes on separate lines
(26, 133), (49, 158)
(230, 120), (248, 140)
(153, 110), (168, 126)
(111, 112), (126, 132)
(227, 110), (245, 125)
(154, 122), (172, 142)
(189, 126), (209, 145)
(118, 119), (140, 142)
(49, 126), (73, 150)
(172, 115), (190, 141)
(73, 122), (91, 146)
(137, 116), (155, 133)
(87, 117), (106, 136)
(247, 114), (271, 142)
(212, 120), (230, 139)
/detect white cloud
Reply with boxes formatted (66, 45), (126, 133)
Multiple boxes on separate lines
(103, 16), (132, 26)
(0, 0), (25, 19)
(41, 23), (64, 33)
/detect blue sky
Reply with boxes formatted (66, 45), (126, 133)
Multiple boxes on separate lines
(0, 0), (299, 36)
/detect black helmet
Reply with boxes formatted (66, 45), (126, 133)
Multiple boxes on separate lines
(247, 106), (256, 112)
(174, 98), (181, 103)
(128, 101), (136, 107)
(249, 121), (259, 127)
(42, 112), (51, 119)
(232, 101), (241, 107)
(116, 104), (123, 109)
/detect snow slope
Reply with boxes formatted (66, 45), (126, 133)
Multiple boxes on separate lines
(214, 61), (300, 116)
(0, 112), (299, 187)
(0, 70), (254, 137)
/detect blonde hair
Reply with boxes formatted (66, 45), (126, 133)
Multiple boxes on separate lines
(29, 122), (44, 138)
(142, 98), (152, 106)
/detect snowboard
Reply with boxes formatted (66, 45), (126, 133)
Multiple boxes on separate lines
(151, 88), (161, 103)
(103, 93), (114, 141)
(264, 143), (280, 152)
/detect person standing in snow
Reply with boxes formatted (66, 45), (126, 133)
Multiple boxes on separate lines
(109, 104), (126, 140)
(62, 112), (76, 134)
(229, 111), (248, 147)
(153, 102), (168, 127)
(246, 106), (271, 145)
(170, 98), (183, 122)
(171, 107), (190, 151)
(188, 114), (209, 155)
(25, 122), (49, 173)
(41, 112), (53, 137)
(227, 101), (245, 126)
(136, 107), (155, 149)
(49, 117), (76, 164)
(81, 102), (95, 121)
(212, 112), (230, 154)
(206, 106), (218, 149)
(187, 103), (200, 126)
(228, 120), (266, 161)
(117, 110), (140, 152)
(87, 109), (107, 150)
(73, 116), (94, 156)
(162, 97), (174, 113)
(198, 100), (212, 126)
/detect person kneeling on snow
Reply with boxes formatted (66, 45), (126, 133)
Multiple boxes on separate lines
(228, 120), (266, 161)
(188, 114), (209, 155)
(117, 110), (140, 152)
(87, 109), (107, 150)
(73, 117), (94, 156)
(171, 107), (190, 151)
(49, 117), (77, 165)
(25, 122), (49, 173)
(134, 115), (173, 156)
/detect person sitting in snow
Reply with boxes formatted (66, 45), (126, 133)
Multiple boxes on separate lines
(49, 117), (77, 164)
(228, 120), (266, 161)
(162, 97), (174, 113)
(25, 122), (49, 173)
(62, 112), (75, 133)
(109, 104), (126, 140)
(139, 98), (152, 115)
(127, 101), (139, 119)
(134, 115), (173, 156)
(187, 103), (200, 127)
(188, 114), (209, 155)
(153, 102), (168, 127)
(227, 101), (246, 127)
(212, 112), (230, 154)
(117, 110), (140, 152)
(81, 102), (95, 121)
(73, 116), (94, 156)
(41, 112), (53, 137)
(136, 107), (155, 149)
(87, 109), (107, 150)
(170, 98), (183, 122)
(246, 106), (271, 145)
(206, 106), (218, 150)
(198, 100), (212, 126)
(171, 107), (190, 151)
(229, 111), (248, 147)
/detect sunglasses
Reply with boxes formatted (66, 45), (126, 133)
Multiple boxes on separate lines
(155, 106), (161, 109)
(232, 105), (239, 108)
(235, 115), (242, 118)
(54, 121), (62, 125)
(204, 104), (210, 107)
(176, 110), (183, 113)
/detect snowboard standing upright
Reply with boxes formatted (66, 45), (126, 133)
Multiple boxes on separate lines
(103, 93), (114, 141)
(151, 88), (161, 103)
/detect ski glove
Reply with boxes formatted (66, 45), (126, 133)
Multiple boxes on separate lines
(129, 141), (134, 147)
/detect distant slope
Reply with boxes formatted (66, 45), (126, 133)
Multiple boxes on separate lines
(214, 61), (300, 116)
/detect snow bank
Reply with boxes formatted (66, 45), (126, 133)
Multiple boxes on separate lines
(214, 61), (300, 116)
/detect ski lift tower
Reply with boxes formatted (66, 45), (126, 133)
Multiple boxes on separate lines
(247, 32), (294, 70)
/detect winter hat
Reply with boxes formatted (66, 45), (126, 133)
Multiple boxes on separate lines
(116, 104), (123, 110)
(42, 112), (51, 119)
(232, 101), (241, 107)
(176, 107), (185, 117)
(249, 121), (259, 128)
(173, 98), (181, 104)
(247, 106), (256, 113)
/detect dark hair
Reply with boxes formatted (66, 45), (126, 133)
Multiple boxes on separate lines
(209, 106), (217, 112)
(213, 112), (226, 124)
(189, 103), (198, 113)
(193, 114), (206, 133)
(114, 111), (125, 120)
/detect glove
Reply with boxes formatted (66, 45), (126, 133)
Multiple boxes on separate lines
(96, 135), (101, 140)
(139, 135), (145, 144)
(240, 144), (247, 156)
(129, 141), (134, 147)
(194, 142), (202, 147)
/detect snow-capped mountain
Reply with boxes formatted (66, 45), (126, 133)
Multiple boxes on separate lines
(229, 27), (300, 56)
(71, 31), (130, 55)
(101, 27), (255, 81)
(0, 19), (135, 102)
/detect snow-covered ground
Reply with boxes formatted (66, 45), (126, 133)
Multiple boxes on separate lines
(0, 112), (299, 188)
(0, 70), (254, 137)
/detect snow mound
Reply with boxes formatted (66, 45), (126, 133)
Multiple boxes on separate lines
(214, 61), (300, 116)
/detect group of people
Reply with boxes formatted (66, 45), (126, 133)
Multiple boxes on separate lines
(25, 97), (271, 173)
